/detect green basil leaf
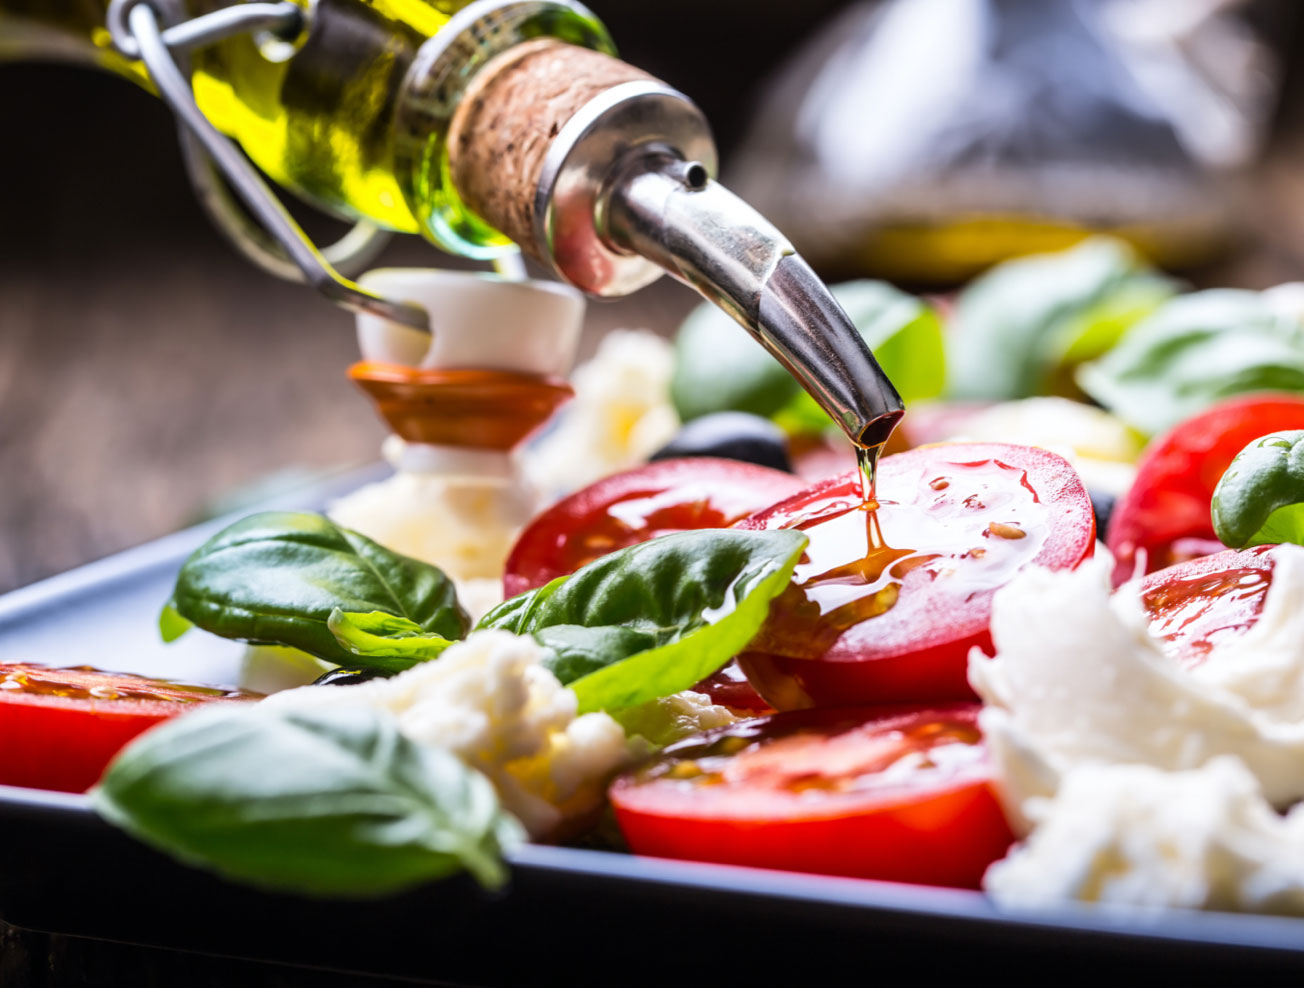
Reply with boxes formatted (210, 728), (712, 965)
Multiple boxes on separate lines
(93, 704), (522, 897)
(1212, 430), (1304, 548)
(670, 301), (801, 422)
(477, 529), (807, 713)
(158, 600), (193, 643)
(1077, 290), (1304, 436)
(328, 610), (455, 670)
(166, 512), (469, 664)
(948, 237), (1174, 401)
(671, 281), (945, 428)
(531, 625), (661, 685)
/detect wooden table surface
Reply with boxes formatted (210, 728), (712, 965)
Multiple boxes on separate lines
(0, 235), (692, 596)
(7, 56), (1304, 596)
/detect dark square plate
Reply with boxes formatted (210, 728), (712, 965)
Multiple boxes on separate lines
(2, 466), (1303, 982)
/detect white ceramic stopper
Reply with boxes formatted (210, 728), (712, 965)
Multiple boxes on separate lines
(354, 268), (584, 376)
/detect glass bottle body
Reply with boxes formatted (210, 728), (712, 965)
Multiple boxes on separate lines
(0, 0), (611, 256)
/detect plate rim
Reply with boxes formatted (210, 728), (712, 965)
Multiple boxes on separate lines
(3, 462), (1304, 965)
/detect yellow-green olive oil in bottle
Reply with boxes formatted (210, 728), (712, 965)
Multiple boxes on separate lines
(0, 0), (612, 256)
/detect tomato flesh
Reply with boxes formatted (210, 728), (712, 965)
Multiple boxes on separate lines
(1139, 546), (1277, 668)
(737, 443), (1095, 708)
(503, 458), (803, 598)
(0, 664), (257, 793)
(1106, 395), (1304, 586)
(610, 703), (1014, 888)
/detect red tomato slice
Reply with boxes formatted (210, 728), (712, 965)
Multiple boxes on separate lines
(610, 703), (1014, 888)
(737, 443), (1095, 709)
(1106, 395), (1304, 586)
(504, 457), (803, 597)
(1138, 545), (1277, 669)
(505, 459), (801, 709)
(0, 664), (258, 793)
(689, 662), (775, 714)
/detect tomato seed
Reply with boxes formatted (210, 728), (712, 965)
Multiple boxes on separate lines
(985, 522), (1026, 540)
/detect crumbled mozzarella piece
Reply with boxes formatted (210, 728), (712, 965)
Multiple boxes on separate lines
(328, 470), (531, 586)
(264, 630), (636, 838)
(1190, 546), (1304, 722)
(524, 329), (678, 497)
(969, 551), (1304, 816)
(986, 758), (1304, 915)
(613, 690), (741, 748)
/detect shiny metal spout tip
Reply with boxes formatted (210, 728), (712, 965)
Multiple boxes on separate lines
(604, 154), (904, 447)
(758, 253), (904, 447)
(527, 79), (904, 445)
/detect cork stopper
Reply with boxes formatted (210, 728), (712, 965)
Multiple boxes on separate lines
(447, 38), (654, 261)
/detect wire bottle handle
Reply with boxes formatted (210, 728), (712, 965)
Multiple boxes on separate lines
(106, 0), (431, 332)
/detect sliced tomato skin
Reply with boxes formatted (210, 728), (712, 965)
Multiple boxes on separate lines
(1106, 395), (1304, 586)
(690, 661), (775, 714)
(737, 443), (1095, 709)
(504, 458), (803, 598)
(1138, 545), (1277, 668)
(610, 704), (1014, 889)
(0, 664), (256, 793)
(739, 633), (992, 712)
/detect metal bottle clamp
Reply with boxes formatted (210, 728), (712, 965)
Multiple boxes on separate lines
(104, 0), (431, 332)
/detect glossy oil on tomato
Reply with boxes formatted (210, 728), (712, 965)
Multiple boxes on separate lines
(1139, 546), (1277, 668)
(0, 664), (257, 793)
(610, 704), (1014, 888)
(504, 457), (802, 596)
(736, 443), (1094, 709)
(1106, 395), (1304, 586)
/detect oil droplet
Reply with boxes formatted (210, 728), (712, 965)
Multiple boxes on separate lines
(856, 443), (885, 504)
(743, 458), (1054, 664)
(929, 477), (951, 490)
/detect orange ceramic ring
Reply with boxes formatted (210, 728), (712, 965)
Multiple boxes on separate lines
(349, 362), (574, 451)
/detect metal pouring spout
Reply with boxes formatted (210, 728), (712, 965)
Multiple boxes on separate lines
(602, 152), (904, 448)
(451, 63), (905, 444)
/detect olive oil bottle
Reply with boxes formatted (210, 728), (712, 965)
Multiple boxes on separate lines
(0, 0), (906, 452)
(0, 0), (610, 257)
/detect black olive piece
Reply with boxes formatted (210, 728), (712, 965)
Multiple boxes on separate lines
(1089, 489), (1116, 537)
(312, 666), (390, 687)
(651, 412), (794, 473)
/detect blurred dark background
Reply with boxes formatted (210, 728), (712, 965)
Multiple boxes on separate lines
(2, 0), (1304, 593)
